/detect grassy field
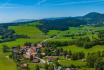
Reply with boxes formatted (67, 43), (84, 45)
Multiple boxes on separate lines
(47, 26), (104, 37)
(9, 25), (47, 39)
(0, 38), (43, 47)
(58, 57), (95, 70)
(0, 45), (16, 70)
(0, 53), (16, 70)
(63, 45), (104, 55)
(59, 45), (104, 69)
(58, 59), (86, 67)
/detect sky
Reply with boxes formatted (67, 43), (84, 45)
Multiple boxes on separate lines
(0, 0), (104, 23)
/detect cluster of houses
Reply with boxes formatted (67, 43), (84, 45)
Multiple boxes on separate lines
(22, 44), (42, 59)
(12, 43), (77, 70)
(12, 43), (43, 62)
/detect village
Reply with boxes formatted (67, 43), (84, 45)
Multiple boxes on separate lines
(11, 43), (59, 70)
(7, 42), (77, 70)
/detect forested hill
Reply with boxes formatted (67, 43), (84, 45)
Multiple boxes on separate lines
(37, 12), (104, 32)
(37, 17), (87, 32)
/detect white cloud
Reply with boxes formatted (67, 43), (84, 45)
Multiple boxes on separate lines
(37, 0), (47, 5)
(0, 0), (14, 8)
(0, 3), (18, 8)
(0, 0), (33, 8)
(52, 0), (104, 6)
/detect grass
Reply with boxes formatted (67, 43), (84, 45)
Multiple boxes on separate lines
(9, 25), (47, 39)
(0, 53), (16, 70)
(78, 68), (95, 70)
(0, 38), (44, 48)
(47, 30), (61, 36)
(63, 45), (104, 55)
(0, 45), (16, 70)
(29, 63), (45, 70)
(47, 26), (104, 39)
(58, 59), (86, 67)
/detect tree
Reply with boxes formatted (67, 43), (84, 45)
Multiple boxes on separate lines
(44, 64), (48, 70)
(55, 49), (60, 56)
(86, 53), (98, 68)
(48, 64), (54, 70)
(54, 61), (60, 69)
(63, 51), (68, 57)
(95, 58), (104, 70)
(34, 65), (40, 70)
(24, 42), (31, 46)
(96, 51), (101, 57)
(2, 45), (10, 53)
(68, 51), (72, 57)
(78, 52), (85, 59)
(101, 51), (104, 57)
(71, 52), (85, 60)
(71, 53), (78, 60)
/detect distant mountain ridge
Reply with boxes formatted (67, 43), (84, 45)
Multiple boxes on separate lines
(8, 12), (104, 24)
(37, 12), (104, 32)
(81, 12), (104, 24)
(83, 12), (103, 18)
(11, 19), (35, 23)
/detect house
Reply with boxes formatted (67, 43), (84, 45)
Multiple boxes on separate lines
(32, 58), (40, 63)
(24, 47), (36, 59)
(57, 66), (62, 70)
(17, 63), (28, 70)
(64, 66), (77, 70)
(47, 56), (58, 62)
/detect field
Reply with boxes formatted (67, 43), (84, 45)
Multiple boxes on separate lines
(9, 25), (47, 39)
(0, 45), (16, 70)
(63, 45), (104, 54)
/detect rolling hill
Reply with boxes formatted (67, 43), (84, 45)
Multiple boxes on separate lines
(37, 12), (104, 32)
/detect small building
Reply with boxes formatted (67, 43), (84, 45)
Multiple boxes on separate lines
(17, 63), (28, 70)
(64, 66), (77, 70)
(57, 66), (62, 70)
(47, 56), (58, 62)
(32, 58), (40, 63)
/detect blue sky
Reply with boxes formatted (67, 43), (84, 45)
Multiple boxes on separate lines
(0, 0), (104, 23)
